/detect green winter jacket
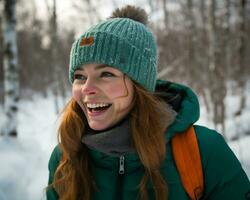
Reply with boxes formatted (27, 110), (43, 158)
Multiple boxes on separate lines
(47, 80), (250, 200)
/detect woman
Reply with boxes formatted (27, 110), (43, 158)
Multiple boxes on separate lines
(47, 5), (250, 200)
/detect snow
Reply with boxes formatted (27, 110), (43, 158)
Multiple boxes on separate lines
(0, 94), (58, 200)
(0, 90), (250, 200)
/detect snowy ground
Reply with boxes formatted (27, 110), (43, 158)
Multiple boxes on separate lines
(0, 94), (59, 200)
(0, 90), (250, 200)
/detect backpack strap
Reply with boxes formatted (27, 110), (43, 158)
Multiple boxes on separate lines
(172, 126), (204, 200)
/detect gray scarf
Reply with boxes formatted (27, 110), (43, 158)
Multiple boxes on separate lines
(82, 118), (135, 156)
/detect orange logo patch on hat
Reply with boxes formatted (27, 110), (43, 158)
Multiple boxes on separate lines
(80, 36), (94, 46)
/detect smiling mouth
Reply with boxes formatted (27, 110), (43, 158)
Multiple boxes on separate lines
(86, 103), (112, 113)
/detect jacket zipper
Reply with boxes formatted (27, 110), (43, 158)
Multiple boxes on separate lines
(119, 155), (125, 174)
(117, 155), (125, 200)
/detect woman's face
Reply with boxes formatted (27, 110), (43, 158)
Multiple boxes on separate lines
(72, 63), (134, 131)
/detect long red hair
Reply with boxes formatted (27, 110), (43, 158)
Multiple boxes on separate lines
(52, 83), (175, 200)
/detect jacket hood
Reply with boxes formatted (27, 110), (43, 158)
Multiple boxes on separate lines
(155, 80), (200, 141)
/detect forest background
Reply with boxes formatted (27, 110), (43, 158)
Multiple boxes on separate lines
(0, 0), (249, 199)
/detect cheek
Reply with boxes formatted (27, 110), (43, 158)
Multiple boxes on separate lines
(72, 86), (82, 101)
(72, 86), (87, 113)
(103, 81), (130, 99)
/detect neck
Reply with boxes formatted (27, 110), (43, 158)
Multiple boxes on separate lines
(82, 116), (135, 156)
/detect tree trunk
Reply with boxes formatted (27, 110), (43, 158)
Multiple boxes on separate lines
(207, 0), (226, 135)
(234, 0), (247, 117)
(46, 0), (67, 113)
(186, 0), (196, 86)
(162, 0), (169, 31)
(207, 0), (216, 72)
(51, 0), (61, 114)
(2, 0), (19, 137)
(224, 0), (231, 77)
(0, 6), (3, 104)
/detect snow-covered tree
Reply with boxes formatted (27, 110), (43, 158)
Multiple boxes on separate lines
(2, 0), (19, 137)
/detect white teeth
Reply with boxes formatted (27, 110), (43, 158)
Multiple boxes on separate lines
(86, 103), (110, 108)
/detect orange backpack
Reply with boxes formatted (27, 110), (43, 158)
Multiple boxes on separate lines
(172, 126), (204, 200)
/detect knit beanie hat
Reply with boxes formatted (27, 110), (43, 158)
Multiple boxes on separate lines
(69, 6), (158, 92)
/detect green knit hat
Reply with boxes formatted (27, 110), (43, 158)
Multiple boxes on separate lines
(69, 17), (158, 92)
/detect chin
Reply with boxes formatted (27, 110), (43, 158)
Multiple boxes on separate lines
(88, 122), (111, 131)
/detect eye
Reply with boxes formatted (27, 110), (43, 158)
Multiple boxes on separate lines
(74, 74), (86, 81)
(100, 71), (115, 78)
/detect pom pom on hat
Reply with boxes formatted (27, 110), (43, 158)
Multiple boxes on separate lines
(110, 5), (149, 25)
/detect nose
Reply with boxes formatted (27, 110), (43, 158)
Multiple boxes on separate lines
(81, 78), (97, 95)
